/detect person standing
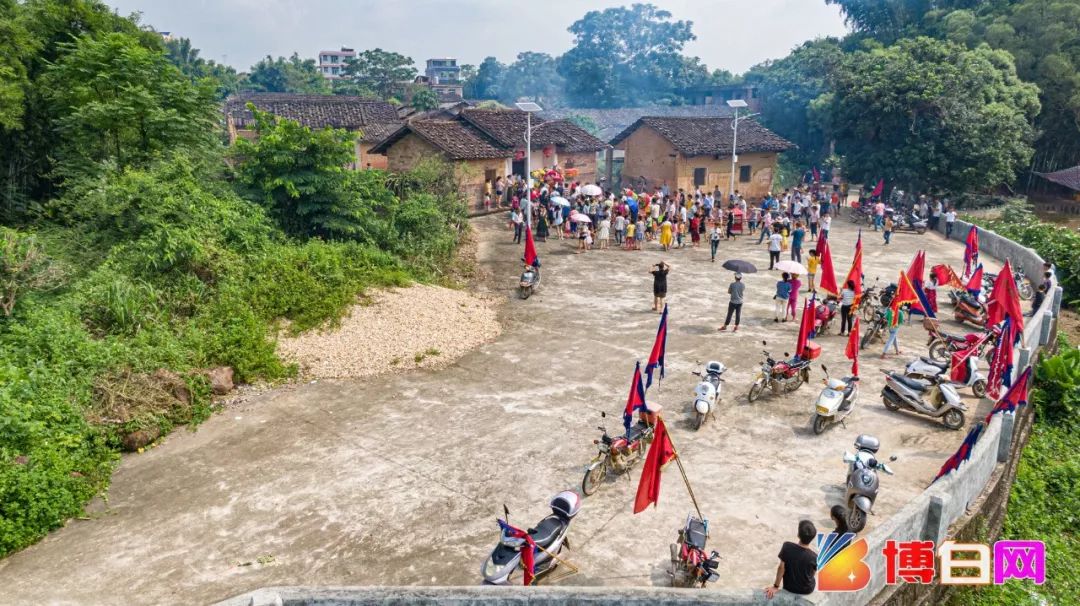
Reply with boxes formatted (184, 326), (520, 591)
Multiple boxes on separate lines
(614, 213), (626, 246)
(511, 208), (524, 243)
(806, 250), (820, 293)
(790, 221), (806, 263)
(774, 273), (793, 322)
(839, 280), (856, 335)
(925, 273), (939, 315)
(882, 305), (904, 358)
(873, 200), (885, 231)
(883, 215), (894, 245)
(820, 213), (832, 241)
(651, 262), (670, 312)
(598, 216), (611, 250)
(768, 227), (783, 270)
(788, 273), (802, 320)
(808, 204), (820, 241)
(944, 207), (957, 238)
(764, 520), (818, 599)
(719, 272), (745, 332)
(710, 224), (722, 262)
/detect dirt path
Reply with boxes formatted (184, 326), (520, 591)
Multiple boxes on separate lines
(0, 214), (1000, 605)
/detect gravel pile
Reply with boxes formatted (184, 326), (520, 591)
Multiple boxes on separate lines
(277, 284), (501, 379)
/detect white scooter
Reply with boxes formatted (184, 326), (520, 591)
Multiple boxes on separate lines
(905, 353), (987, 398)
(690, 361), (727, 430)
(811, 364), (860, 434)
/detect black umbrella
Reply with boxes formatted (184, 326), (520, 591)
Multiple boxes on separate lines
(722, 259), (758, 274)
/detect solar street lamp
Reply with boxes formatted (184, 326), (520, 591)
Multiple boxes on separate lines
(515, 101), (543, 223)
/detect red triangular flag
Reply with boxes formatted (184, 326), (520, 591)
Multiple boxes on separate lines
(966, 264), (984, 296)
(871, 179), (884, 197)
(986, 366), (1031, 422)
(818, 238), (839, 296)
(907, 251), (926, 286)
(964, 226), (979, 278)
(986, 260), (1024, 335)
(633, 417), (676, 513)
(796, 297), (815, 358)
(890, 271), (920, 324)
(523, 225), (539, 268)
(986, 318), (1016, 399)
(846, 316), (861, 377)
(844, 231), (863, 304)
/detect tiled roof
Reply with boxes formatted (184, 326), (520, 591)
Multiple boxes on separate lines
(539, 105), (734, 141)
(224, 93), (402, 143)
(1034, 165), (1080, 192)
(460, 109), (609, 152)
(532, 120), (609, 153)
(371, 120), (510, 160)
(610, 117), (794, 156)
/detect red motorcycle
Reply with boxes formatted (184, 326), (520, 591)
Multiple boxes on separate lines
(581, 411), (653, 496)
(669, 514), (721, 587)
(952, 291), (987, 327)
(926, 323), (999, 363)
(814, 298), (839, 335)
(748, 341), (812, 402)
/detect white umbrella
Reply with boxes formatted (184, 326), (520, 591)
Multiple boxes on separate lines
(570, 212), (592, 223)
(775, 260), (807, 274)
(550, 196), (570, 206)
(580, 184), (603, 197)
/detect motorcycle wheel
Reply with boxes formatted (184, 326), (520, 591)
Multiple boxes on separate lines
(943, 409), (965, 430)
(519, 286), (530, 300)
(581, 463), (606, 496)
(916, 227), (926, 235)
(748, 378), (765, 402)
(972, 379), (987, 399)
(882, 390), (901, 411)
(861, 326), (879, 350)
(847, 506), (868, 533)
(861, 305), (876, 322)
(812, 414), (829, 435)
(1018, 282), (1034, 301)
(694, 412), (705, 430)
(800, 368), (810, 384)
(928, 340), (949, 363)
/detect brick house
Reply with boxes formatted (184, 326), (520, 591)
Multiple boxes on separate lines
(610, 117), (794, 200)
(371, 109), (609, 204)
(224, 93), (402, 170)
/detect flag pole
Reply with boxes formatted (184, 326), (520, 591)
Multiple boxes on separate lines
(530, 543), (579, 583)
(659, 414), (703, 521)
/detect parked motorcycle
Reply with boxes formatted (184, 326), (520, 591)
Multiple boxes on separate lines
(889, 209), (928, 234)
(860, 308), (887, 350)
(905, 352), (987, 398)
(813, 298), (839, 336)
(811, 364), (860, 434)
(860, 279), (897, 321)
(669, 514), (721, 588)
(747, 341), (811, 402)
(881, 371), (966, 429)
(953, 291), (987, 327)
(926, 323), (998, 363)
(481, 492), (582, 585)
(984, 267), (1034, 301)
(842, 435), (896, 532)
(690, 361), (727, 430)
(519, 265), (541, 299)
(581, 411), (653, 496)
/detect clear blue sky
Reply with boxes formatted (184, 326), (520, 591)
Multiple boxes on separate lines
(103, 0), (849, 74)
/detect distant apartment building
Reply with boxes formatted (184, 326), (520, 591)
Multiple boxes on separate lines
(318, 47), (356, 79)
(424, 58), (464, 98)
(683, 83), (761, 112)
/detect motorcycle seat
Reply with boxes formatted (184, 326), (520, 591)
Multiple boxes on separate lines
(626, 423), (651, 443)
(919, 356), (948, 369)
(891, 374), (930, 393)
(528, 515), (568, 549)
(941, 332), (967, 342)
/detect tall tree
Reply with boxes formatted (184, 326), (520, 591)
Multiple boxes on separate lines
(464, 56), (504, 100)
(341, 48), (416, 101)
(45, 32), (219, 183)
(163, 36), (242, 99)
(410, 87), (440, 111)
(558, 3), (701, 107)
(497, 52), (566, 107)
(248, 53), (329, 94)
(826, 37), (1040, 193)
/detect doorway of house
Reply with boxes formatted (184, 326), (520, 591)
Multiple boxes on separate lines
(512, 160), (526, 178)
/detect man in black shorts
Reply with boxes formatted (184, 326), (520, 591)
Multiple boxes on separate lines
(764, 520), (818, 598)
(651, 262), (670, 312)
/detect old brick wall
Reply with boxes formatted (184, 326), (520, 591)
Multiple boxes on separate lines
(562, 152), (598, 185)
(617, 126), (677, 191)
(675, 152), (777, 200)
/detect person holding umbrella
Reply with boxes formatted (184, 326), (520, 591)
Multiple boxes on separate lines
(719, 272), (745, 332)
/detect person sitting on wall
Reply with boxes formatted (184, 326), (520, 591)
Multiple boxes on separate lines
(764, 520), (818, 599)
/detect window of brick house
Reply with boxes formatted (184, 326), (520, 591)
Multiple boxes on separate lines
(693, 167), (707, 187)
(739, 165), (752, 183)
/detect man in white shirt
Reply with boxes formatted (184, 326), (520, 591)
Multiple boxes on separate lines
(768, 228), (784, 270)
(944, 209), (957, 237)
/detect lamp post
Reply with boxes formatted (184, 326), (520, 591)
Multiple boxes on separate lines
(515, 101), (543, 225)
(725, 100), (760, 203)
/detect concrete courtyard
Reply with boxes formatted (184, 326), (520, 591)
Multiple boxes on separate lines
(0, 211), (1003, 605)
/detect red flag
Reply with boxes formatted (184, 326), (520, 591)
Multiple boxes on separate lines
(812, 166), (821, 182)
(933, 423), (984, 482)
(523, 225), (539, 268)
(815, 230), (828, 254)
(890, 271), (920, 325)
(986, 366), (1031, 422)
(871, 179), (884, 197)
(950, 344), (979, 383)
(844, 231), (863, 304)
(907, 251), (926, 286)
(986, 260), (1025, 335)
(964, 226), (979, 277)
(932, 264), (963, 289)
(622, 361), (647, 433)
(986, 318), (1015, 399)
(965, 264), (983, 297)
(796, 297), (815, 358)
(818, 239), (839, 296)
(846, 316), (861, 377)
(645, 304), (668, 389)
(633, 417), (676, 513)
(497, 519), (536, 585)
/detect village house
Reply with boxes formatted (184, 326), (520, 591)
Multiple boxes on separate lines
(224, 93), (402, 170)
(370, 109), (609, 204)
(610, 116), (794, 200)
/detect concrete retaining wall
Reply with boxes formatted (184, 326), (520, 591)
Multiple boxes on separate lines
(219, 221), (1061, 606)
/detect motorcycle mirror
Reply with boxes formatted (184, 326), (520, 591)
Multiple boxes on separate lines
(600, 411), (606, 418)
(762, 340), (767, 346)
(821, 364), (828, 372)
(503, 504), (510, 522)
(890, 455), (898, 462)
